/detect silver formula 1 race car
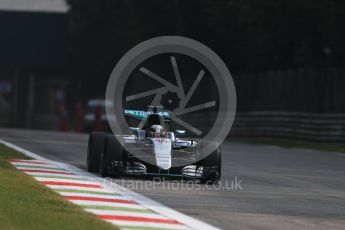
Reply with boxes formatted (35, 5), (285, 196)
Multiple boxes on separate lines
(86, 108), (221, 183)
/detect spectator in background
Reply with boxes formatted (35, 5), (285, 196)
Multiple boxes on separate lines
(58, 105), (69, 131)
(74, 102), (84, 132)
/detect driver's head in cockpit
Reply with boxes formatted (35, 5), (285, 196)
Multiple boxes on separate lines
(148, 124), (165, 138)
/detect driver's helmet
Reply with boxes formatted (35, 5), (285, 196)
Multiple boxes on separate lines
(148, 125), (164, 138)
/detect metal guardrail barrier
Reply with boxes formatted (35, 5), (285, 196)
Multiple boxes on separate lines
(230, 111), (345, 143)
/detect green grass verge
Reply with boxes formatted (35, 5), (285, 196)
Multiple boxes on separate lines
(230, 137), (345, 153)
(0, 144), (117, 230)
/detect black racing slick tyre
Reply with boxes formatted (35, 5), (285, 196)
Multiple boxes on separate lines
(87, 132), (107, 172)
(199, 147), (221, 184)
(100, 135), (124, 177)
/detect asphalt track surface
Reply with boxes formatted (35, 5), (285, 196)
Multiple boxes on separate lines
(1, 128), (345, 230)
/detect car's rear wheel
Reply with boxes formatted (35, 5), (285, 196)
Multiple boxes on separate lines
(87, 132), (107, 172)
(199, 147), (221, 184)
(100, 135), (124, 177)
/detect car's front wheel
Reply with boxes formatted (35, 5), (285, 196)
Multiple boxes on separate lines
(87, 132), (107, 172)
(199, 147), (221, 184)
(100, 135), (124, 177)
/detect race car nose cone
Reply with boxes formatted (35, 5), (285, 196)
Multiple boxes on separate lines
(152, 138), (172, 170)
(158, 163), (171, 170)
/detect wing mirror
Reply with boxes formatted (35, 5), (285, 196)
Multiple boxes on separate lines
(129, 127), (139, 134)
(175, 130), (186, 136)
(138, 130), (146, 140)
(129, 127), (145, 140)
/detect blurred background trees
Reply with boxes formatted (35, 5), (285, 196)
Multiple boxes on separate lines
(1, 0), (344, 136)
(66, 0), (345, 99)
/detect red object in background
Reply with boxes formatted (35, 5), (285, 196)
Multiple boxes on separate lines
(75, 103), (84, 132)
(58, 105), (69, 131)
(93, 106), (103, 131)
